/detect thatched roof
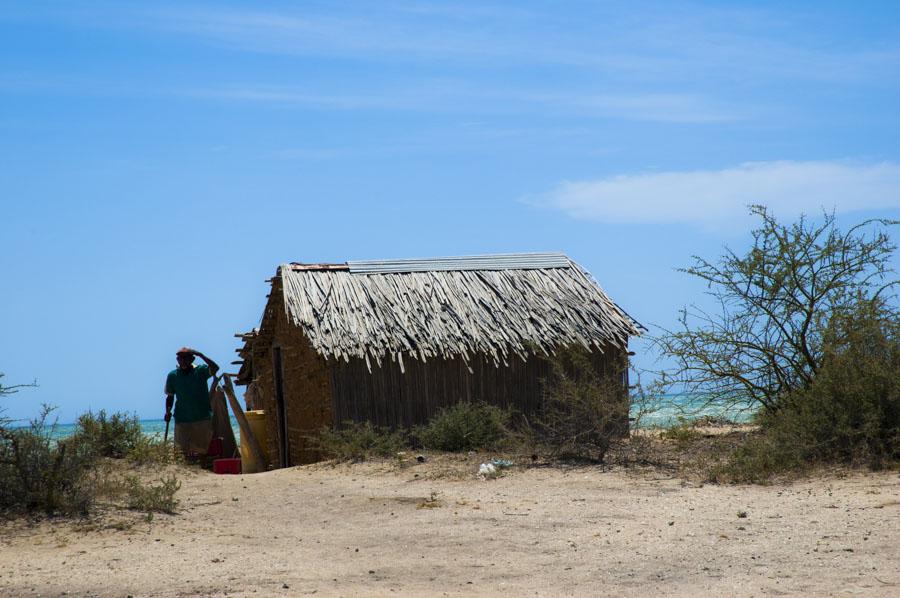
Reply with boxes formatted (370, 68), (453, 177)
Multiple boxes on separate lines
(275, 252), (641, 371)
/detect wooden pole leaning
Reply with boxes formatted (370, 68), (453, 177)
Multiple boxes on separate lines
(222, 374), (268, 472)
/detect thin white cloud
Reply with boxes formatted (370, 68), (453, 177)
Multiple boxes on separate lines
(183, 84), (738, 123)
(537, 161), (900, 225)
(520, 91), (741, 123)
(9, 4), (897, 84)
(141, 6), (900, 83)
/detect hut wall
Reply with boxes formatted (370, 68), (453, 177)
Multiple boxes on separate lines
(247, 277), (629, 467)
(329, 345), (628, 430)
(248, 279), (333, 466)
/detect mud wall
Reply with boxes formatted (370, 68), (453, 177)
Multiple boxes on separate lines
(249, 278), (333, 466)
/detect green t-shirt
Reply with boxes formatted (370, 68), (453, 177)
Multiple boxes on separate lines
(165, 364), (212, 423)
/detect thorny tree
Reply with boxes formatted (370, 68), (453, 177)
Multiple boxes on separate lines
(1, 373), (37, 427)
(0, 373), (34, 398)
(655, 205), (898, 413)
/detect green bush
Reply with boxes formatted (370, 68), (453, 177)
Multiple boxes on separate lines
(313, 421), (407, 461)
(0, 406), (97, 516)
(73, 410), (143, 459)
(414, 402), (512, 452)
(528, 347), (629, 463)
(715, 301), (900, 482)
(786, 302), (899, 467)
(122, 474), (181, 514)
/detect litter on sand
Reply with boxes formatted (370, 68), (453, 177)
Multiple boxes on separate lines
(478, 459), (513, 479)
(478, 462), (499, 479)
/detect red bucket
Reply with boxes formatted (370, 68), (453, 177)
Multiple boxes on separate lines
(213, 458), (241, 475)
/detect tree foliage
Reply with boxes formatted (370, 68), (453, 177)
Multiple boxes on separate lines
(656, 205), (898, 412)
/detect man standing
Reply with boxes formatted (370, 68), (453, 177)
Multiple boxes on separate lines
(164, 347), (219, 458)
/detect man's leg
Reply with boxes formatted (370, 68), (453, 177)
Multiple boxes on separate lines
(174, 420), (214, 462)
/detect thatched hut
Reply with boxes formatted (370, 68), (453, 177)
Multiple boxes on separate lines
(235, 253), (642, 467)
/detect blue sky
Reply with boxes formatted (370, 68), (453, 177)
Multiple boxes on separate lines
(2, 1), (899, 422)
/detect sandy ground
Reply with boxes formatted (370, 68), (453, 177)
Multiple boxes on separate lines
(1, 457), (898, 597)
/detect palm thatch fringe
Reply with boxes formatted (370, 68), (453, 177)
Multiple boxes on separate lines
(279, 257), (640, 371)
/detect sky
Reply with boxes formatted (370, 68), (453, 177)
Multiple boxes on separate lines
(1, 1), (899, 422)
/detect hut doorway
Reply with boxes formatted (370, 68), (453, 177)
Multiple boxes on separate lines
(273, 346), (291, 467)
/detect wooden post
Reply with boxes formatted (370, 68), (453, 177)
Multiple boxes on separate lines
(222, 374), (268, 472)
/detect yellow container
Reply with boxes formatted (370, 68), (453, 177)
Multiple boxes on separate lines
(240, 410), (270, 473)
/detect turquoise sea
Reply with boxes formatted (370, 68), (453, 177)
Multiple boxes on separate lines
(636, 394), (756, 428)
(20, 395), (754, 440)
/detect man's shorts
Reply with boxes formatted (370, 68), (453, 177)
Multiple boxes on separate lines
(174, 419), (213, 456)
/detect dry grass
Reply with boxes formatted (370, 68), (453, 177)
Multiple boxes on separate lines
(310, 421), (757, 484)
(621, 424), (757, 480)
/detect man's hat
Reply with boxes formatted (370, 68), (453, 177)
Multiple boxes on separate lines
(176, 347), (194, 356)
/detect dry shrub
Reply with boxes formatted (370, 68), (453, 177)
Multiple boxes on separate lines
(121, 474), (181, 514)
(1, 406), (182, 518)
(527, 347), (629, 463)
(0, 406), (96, 516)
(660, 417), (703, 445)
(126, 433), (180, 466)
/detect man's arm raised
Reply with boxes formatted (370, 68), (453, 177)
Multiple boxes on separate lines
(190, 349), (220, 376)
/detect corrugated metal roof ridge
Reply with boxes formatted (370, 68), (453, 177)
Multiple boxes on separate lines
(348, 252), (570, 274)
(288, 262), (350, 271)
